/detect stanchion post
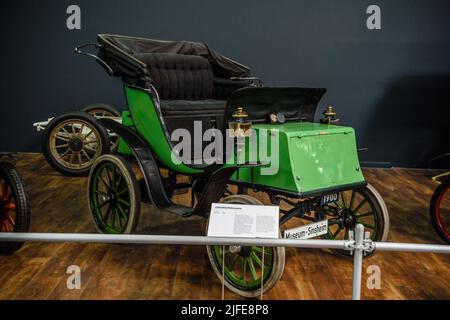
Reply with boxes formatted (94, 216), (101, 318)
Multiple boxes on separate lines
(260, 246), (265, 300)
(222, 245), (225, 300)
(352, 224), (364, 300)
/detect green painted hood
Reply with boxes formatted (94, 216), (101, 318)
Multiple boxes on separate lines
(232, 122), (365, 197)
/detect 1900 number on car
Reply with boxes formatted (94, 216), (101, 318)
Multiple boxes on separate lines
(320, 192), (339, 205)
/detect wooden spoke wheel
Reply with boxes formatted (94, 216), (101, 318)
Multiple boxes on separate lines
(42, 112), (110, 176)
(0, 162), (30, 254)
(430, 178), (450, 244)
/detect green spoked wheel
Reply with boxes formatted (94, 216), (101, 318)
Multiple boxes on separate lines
(206, 195), (285, 297)
(210, 245), (275, 290)
(87, 154), (140, 234)
(320, 183), (389, 257)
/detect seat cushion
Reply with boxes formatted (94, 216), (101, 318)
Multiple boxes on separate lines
(160, 100), (227, 165)
(134, 53), (215, 100)
(160, 99), (226, 136)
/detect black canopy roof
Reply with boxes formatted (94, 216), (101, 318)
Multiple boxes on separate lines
(96, 34), (251, 80)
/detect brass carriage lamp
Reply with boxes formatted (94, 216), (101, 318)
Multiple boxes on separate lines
(228, 107), (252, 138)
(229, 107), (252, 165)
(320, 106), (340, 125)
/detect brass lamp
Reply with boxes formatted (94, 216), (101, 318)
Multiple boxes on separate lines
(320, 106), (340, 125)
(228, 107), (252, 138)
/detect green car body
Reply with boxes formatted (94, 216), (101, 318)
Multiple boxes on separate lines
(117, 85), (365, 198)
(230, 122), (365, 197)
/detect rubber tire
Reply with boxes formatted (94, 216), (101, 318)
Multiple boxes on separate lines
(206, 194), (285, 298)
(328, 183), (390, 258)
(87, 154), (141, 234)
(81, 104), (121, 117)
(42, 112), (110, 177)
(430, 178), (450, 244)
(0, 162), (30, 255)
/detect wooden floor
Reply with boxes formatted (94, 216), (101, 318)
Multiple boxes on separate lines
(0, 153), (449, 300)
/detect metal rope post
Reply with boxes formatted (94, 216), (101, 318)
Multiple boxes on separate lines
(260, 246), (265, 300)
(352, 224), (364, 300)
(222, 245), (225, 300)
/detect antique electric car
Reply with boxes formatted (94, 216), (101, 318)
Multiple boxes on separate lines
(48, 34), (390, 297)
(0, 153), (31, 254)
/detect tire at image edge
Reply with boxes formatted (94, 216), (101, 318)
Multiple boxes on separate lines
(430, 178), (450, 244)
(0, 162), (30, 254)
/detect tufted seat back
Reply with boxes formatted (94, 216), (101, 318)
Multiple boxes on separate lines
(134, 53), (214, 100)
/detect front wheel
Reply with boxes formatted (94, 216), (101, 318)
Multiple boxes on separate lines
(0, 162), (30, 254)
(87, 154), (140, 234)
(320, 183), (389, 258)
(430, 178), (450, 244)
(206, 195), (285, 298)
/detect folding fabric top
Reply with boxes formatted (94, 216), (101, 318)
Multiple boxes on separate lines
(97, 34), (251, 79)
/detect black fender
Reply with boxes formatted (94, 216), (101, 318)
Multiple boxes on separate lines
(96, 118), (263, 218)
(96, 118), (190, 213)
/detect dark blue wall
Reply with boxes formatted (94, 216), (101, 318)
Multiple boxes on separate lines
(1, 0), (449, 167)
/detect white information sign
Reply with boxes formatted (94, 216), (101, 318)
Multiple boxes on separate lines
(207, 203), (279, 239)
(284, 220), (328, 240)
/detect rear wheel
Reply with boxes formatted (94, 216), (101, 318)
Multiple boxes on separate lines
(0, 162), (30, 254)
(82, 104), (121, 118)
(87, 154), (140, 234)
(320, 184), (389, 257)
(82, 104), (121, 152)
(430, 178), (450, 244)
(42, 112), (110, 176)
(206, 195), (285, 297)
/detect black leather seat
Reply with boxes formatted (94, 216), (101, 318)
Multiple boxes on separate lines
(133, 53), (248, 136)
(161, 99), (226, 145)
(135, 53), (215, 100)
(131, 52), (249, 166)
